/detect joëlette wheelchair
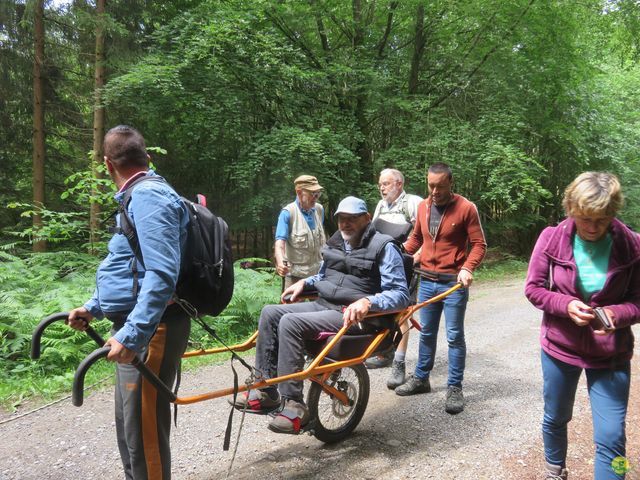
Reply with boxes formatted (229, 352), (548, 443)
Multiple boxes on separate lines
(31, 219), (461, 444)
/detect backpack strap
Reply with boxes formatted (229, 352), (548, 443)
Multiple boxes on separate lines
(117, 175), (167, 296)
(401, 195), (412, 224)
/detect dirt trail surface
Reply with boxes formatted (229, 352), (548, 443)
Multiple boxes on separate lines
(1, 278), (639, 480)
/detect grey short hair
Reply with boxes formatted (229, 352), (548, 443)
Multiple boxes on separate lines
(379, 168), (404, 185)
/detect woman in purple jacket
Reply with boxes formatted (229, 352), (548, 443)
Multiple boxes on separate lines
(525, 172), (640, 480)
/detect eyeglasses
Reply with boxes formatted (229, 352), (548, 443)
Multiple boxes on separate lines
(304, 190), (322, 199)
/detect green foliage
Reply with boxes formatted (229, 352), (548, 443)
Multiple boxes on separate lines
(6, 203), (90, 246)
(5, 161), (116, 249)
(0, 250), (106, 407)
(189, 261), (281, 348)
(0, 252), (280, 408)
(474, 249), (529, 281)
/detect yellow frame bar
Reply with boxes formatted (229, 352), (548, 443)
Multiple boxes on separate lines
(173, 283), (462, 406)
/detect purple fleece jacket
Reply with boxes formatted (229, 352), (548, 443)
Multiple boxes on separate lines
(525, 217), (640, 369)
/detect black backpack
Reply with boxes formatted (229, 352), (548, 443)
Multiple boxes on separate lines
(118, 175), (234, 318)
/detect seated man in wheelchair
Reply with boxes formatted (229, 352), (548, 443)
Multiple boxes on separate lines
(232, 196), (410, 434)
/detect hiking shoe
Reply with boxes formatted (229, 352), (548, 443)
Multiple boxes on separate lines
(545, 462), (568, 480)
(365, 350), (393, 369)
(228, 388), (280, 413)
(386, 360), (406, 390)
(268, 398), (310, 434)
(445, 385), (464, 414)
(395, 374), (431, 396)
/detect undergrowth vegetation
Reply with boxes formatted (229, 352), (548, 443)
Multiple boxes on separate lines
(0, 252), (279, 410)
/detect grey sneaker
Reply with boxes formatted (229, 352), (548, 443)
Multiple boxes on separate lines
(365, 350), (393, 369)
(545, 462), (568, 480)
(228, 388), (280, 413)
(395, 374), (431, 396)
(445, 385), (464, 414)
(268, 398), (310, 434)
(386, 360), (406, 390)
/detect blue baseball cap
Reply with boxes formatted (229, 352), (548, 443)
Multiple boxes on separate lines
(334, 196), (368, 216)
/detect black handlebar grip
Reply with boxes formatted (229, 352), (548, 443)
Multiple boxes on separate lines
(73, 346), (110, 406)
(31, 312), (69, 360)
(31, 312), (107, 360)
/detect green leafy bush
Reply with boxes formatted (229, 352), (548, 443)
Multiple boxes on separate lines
(0, 251), (280, 409)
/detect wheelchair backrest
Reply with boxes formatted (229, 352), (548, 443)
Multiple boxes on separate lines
(372, 217), (413, 243)
(372, 217), (415, 290)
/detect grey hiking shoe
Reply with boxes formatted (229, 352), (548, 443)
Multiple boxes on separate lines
(445, 385), (464, 414)
(386, 360), (406, 390)
(395, 374), (431, 396)
(229, 388), (280, 413)
(365, 350), (393, 369)
(268, 398), (310, 434)
(545, 462), (568, 480)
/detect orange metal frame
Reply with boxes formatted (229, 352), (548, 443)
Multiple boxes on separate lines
(172, 283), (462, 406)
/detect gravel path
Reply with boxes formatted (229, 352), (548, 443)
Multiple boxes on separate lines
(1, 278), (638, 479)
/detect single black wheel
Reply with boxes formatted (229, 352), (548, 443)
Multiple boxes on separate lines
(307, 363), (370, 443)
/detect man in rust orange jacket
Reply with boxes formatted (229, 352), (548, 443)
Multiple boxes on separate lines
(396, 162), (486, 414)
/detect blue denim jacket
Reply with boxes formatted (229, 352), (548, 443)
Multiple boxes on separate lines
(84, 170), (189, 352)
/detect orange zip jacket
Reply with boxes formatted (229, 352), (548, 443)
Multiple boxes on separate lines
(404, 194), (487, 274)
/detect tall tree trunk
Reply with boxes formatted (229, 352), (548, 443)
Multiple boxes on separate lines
(408, 4), (425, 94)
(89, 0), (106, 254)
(351, 0), (373, 183)
(32, 0), (46, 252)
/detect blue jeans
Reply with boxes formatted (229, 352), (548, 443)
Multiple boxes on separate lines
(541, 350), (630, 479)
(415, 279), (469, 387)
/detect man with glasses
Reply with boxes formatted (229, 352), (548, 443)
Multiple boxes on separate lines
(367, 168), (422, 389)
(274, 175), (326, 289)
(232, 197), (410, 434)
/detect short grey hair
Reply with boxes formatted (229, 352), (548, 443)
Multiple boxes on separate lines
(379, 168), (404, 185)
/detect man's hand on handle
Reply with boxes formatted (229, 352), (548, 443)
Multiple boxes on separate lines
(342, 298), (371, 328)
(281, 279), (306, 303)
(105, 337), (136, 364)
(67, 307), (93, 331)
(69, 306), (136, 363)
(457, 268), (473, 288)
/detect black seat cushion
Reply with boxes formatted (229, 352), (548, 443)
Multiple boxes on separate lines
(305, 333), (395, 362)
(304, 314), (397, 361)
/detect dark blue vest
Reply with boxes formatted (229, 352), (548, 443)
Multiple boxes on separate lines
(315, 223), (393, 307)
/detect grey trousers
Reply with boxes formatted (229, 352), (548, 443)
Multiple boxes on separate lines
(255, 301), (371, 401)
(109, 305), (190, 480)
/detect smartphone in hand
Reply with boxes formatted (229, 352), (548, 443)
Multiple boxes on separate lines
(593, 307), (613, 330)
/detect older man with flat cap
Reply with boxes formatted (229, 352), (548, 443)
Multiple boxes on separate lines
(274, 175), (326, 289)
(232, 196), (410, 434)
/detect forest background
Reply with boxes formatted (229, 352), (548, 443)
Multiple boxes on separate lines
(1, 0), (639, 408)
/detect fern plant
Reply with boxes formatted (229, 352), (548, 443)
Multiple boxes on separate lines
(0, 252), (281, 408)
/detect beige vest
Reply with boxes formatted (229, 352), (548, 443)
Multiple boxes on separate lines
(284, 201), (325, 278)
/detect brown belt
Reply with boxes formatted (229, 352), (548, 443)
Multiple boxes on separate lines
(415, 268), (457, 283)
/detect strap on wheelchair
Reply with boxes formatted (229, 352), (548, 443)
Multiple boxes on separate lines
(174, 298), (259, 453)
